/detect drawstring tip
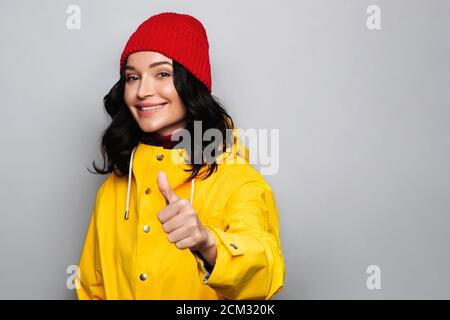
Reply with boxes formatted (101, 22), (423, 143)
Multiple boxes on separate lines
(124, 210), (129, 220)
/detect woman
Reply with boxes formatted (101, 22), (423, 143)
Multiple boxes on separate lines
(76, 12), (285, 300)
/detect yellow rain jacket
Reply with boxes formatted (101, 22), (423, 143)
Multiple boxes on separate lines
(76, 133), (285, 300)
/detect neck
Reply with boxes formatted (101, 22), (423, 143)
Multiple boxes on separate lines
(140, 131), (179, 149)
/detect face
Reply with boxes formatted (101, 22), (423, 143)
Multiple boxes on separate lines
(124, 51), (187, 136)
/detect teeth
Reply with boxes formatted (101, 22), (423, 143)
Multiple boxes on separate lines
(139, 104), (165, 111)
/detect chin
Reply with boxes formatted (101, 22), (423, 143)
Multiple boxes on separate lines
(138, 125), (159, 133)
(137, 121), (165, 133)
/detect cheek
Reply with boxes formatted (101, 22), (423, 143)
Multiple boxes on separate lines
(159, 83), (186, 115)
(124, 85), (134, 105)
(159, 82), (177, 98)
(170, 96), (186, 118)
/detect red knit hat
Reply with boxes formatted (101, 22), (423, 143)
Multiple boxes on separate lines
(120, 12), (212, 92)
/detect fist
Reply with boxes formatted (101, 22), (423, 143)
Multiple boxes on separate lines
(157, 171), (215, 254)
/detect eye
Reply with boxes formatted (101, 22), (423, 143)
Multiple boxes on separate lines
(157, 72), (171, 78)
(126, 75), (139, 82)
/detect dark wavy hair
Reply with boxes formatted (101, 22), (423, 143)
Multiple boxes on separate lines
(89, 58), (234, 181)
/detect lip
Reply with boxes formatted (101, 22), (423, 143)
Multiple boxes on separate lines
(136, 102), (167, 116)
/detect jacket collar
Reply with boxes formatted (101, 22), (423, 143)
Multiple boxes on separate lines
(132, 143), (191, 191)
(133, 128), (246, 189)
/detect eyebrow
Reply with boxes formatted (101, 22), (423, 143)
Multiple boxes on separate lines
(124, 61), (173, 71)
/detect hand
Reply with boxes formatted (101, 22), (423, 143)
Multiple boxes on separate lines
(157, 171), (217, 266)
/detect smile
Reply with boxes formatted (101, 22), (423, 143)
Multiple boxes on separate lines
(136, 103), (167, 115)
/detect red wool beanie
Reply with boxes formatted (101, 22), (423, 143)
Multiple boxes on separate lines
(119, 12), (212, 92)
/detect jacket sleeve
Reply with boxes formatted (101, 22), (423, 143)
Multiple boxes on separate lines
(194, 179), (285, 300)
(75, 188), (106, 300)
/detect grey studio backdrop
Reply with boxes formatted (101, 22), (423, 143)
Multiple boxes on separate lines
(0, 0), (449, 299)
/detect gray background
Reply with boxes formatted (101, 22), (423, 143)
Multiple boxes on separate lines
(0, 0), (449, 299)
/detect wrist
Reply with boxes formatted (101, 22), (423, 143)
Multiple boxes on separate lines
(200, 229), (215, 252)
(198, 229), (217, 267)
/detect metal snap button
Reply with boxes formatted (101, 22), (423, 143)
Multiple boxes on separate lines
(139, 273), (148, 281)
(156, 154), (164, 161)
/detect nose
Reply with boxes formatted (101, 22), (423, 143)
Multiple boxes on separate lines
(137, 74), (155, 99)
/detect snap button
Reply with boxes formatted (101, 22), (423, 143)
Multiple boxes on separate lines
(139, 273), (148, 281)
(230, 243), (238, 250)
(143, 225), (150, 233)
(156, 153), (164, 161)
(145, 187), (151, 195)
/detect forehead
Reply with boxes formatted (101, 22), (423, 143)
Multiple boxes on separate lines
(126, 51), (173, 66)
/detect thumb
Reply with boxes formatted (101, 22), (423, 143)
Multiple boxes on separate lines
(157, 171), (178, 204)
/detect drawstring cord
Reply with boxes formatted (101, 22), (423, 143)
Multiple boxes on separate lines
(124, 147), (137, 220)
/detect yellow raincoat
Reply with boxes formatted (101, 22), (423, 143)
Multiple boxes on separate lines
(76, 133), (285, 299)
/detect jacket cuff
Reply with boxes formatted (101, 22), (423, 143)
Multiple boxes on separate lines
(194, 225), (245, 286)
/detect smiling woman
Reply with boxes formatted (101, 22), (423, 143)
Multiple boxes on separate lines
(77, 11), (285, 300)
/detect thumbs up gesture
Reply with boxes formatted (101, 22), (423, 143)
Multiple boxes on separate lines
(157, 171), (217, 267)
